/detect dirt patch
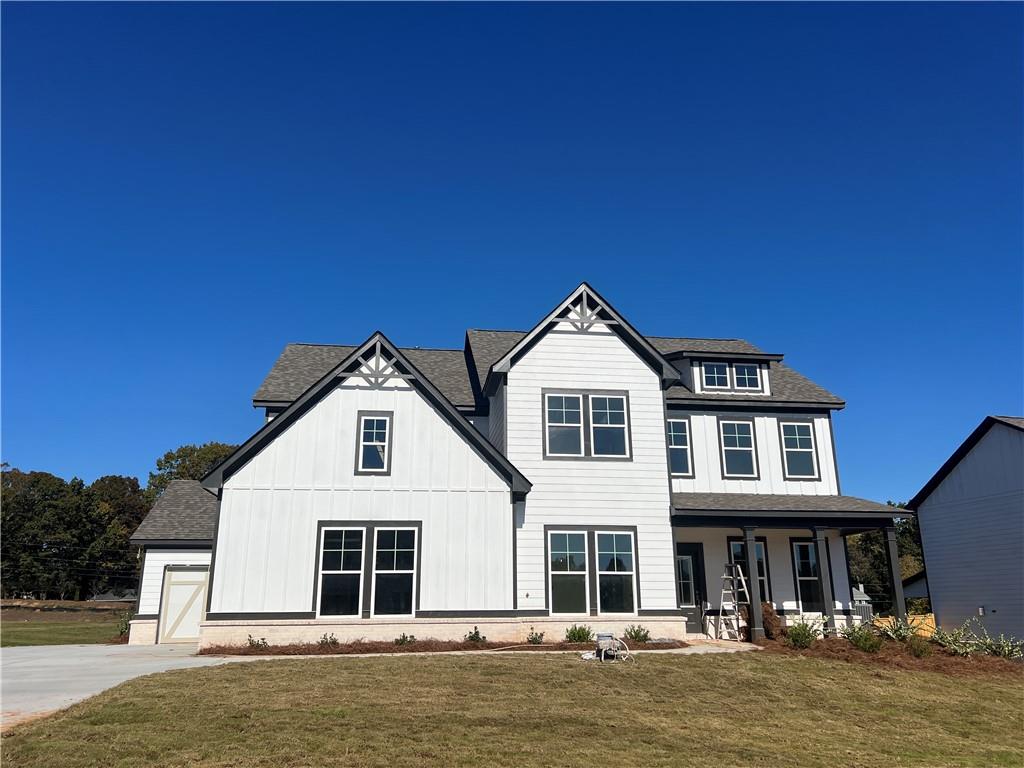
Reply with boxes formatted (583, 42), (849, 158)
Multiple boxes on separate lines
(201, 638), (688, 656)
(1, 600), (133, 620)
(758, 637), (1023, 677)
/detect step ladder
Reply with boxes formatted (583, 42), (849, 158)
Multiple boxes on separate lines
(716, 563), (750, 642)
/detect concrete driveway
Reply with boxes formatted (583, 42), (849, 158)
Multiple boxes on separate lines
(1, 643), (242, 729)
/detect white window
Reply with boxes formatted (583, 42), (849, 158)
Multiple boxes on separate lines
(728, 539), (771, 603)
(372, 528), (416, 616)
(733, 364), (760, 390)
(357, 414), (391, 473)
(792, 541), (825, 613)
(676, 555), (696, 607)
(720, 420), (758, 478)
(667, 419), (692, 476)
(545, 394), (584, 457)
(317, 527), (364, 616)
(596, 532), (636, 614)
(781, 422), (818, 478)
(702, 362), (730, 389)
(589, 395), (629, 457)
(549, 531), (588, 615)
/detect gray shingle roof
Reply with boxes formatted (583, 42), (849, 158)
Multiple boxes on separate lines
(131, 480), (218, 543)
(993, 416), (1024, 430)
(666, 361), (844, 406)
(672, 492), (898, 514)
(254, 344), (476, 408)
(647, 336), (765, 355)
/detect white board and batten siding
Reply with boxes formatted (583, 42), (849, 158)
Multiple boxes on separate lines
(917, 422), (1024, 638)
(137, 549), (211, 616)
(671, 413), (839, 495)
(503, 326), (678, 612)
(211, 379), (515, 616)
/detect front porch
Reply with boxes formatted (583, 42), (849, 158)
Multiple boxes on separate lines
(671, 493), (911, 640)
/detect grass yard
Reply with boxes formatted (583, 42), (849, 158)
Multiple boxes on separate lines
(1, 603), (128, 647)
(3, 652), (1022, 767)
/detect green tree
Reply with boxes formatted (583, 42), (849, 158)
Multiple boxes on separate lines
(145, 442), (237, 505)
(846, 501), (923, 613)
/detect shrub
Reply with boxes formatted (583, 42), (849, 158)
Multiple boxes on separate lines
(526, 627), (545, 645)
(840, 623), (883, 653)
(971, 622), (1024, 659)
(394, 633), (416, 645)
(564, 624), (594, 643)
(932, 622), (974, 656)
(906, 634), (932, 658)
(784, 618), (822, 649)
(116, 610), (134, 638)
(623, 624), (650, 643)
(876, 617), (916, 642)
(318, 633), (340, 648)
(247, 635), (269, 649)
(464, 626), (487, 643)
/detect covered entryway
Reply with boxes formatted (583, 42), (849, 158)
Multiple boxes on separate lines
(158, 566), (208, 644)
(675, 542), (707, 629)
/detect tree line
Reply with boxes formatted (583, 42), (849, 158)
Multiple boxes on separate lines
(1, 443), (235, 600)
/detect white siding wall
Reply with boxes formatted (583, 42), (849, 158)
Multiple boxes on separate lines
(671, 412), (838, 495)
(505, 327), (677, 612)
(673, 527), (852, 615)
(918, 424), (1024, 637)
(138, 549), (210, 616)
(211, 381), (514, 615)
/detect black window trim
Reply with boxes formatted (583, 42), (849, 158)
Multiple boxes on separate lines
(716, 415), (761, 480)
(315, 525), (366, 618)
(354, 410), (394, 476)
(541, 388), (633, 462)
(666, 416), (695, 478)
(777, 418), (822, 482)
(726, 535), (773, 603)
(788, 536), (835, 615)
(543, 524), (642, 616)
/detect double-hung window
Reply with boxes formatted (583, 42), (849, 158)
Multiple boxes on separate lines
(356, 413), (392, 474)
(780, 422), (818, 479)
(791, 541), (825, 613)
(702, 362), (730, 389)
(549, 532), (588, 614)
(372, 528), (416, 616)
(545, 395), (584, 456)
(667, 419), (692, 476)
(719, 420), (758, 478)
(596, 532), (636, 614)
(590, 396), (628, 457)
(318, 528), (364, 616)
(676, 554), (696, 607)
(733, 364), (760, 390)
(727, 538), (771, 604)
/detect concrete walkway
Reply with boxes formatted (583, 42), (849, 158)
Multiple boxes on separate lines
(1, 639), (756, 729)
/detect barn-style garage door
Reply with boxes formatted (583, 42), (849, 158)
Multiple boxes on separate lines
(158, 565), (209, 644)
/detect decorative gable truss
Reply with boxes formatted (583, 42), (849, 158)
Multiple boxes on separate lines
(203, 332), (532, 499)
(484, 282), (681, 395)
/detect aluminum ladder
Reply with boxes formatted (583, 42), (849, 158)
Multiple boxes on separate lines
(716, 562), (750, 642)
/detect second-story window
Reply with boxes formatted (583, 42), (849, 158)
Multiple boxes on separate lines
(590, 396), (628, 457)
(733, 364), (760, 390)
(703, 362), (730, 389)
(719, 420), (758, 478)
(545, 394), (584, 456)
(780, 422), (819, 479)
(667, 419), (692, 476)
(356, 412), (392, 474)
(543, 391), (631, 460)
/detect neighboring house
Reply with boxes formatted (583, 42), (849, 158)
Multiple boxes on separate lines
(902, 571), (929, 601)
(908, 416), (1024, 638)
(129, 283), (910, 646)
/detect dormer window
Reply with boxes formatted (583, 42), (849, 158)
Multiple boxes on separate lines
(733, 364), (760, 390)
(702, 362), (730, 389)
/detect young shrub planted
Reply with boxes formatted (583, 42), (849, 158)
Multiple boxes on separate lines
(117, 610), (134, 638)
(907, 634), (932, 658)
(623, 625), (650, 643)
(784, 619), (821, 650)
(526, 627), (545, 645)
(394, 633), (416, 645)
(840, 623), (883, 653)
(318, 633), (340, 648)
(564, 624), (594, 643)
(247, 635), (270, 650)
(876, 617), (916, 642)
(932, 623), (974, 656)
(464, 626), (487, 643)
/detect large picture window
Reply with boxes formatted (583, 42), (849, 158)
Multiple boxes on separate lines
(719, 420), (758, 478)
(596, 532), (636, 614)
(318, 528), (364, 616)
(590, 396), (628, 457)
(356, 413), (392, 474)
(549, 532), (588, 614)
(373, 528), (416, 616)
(667, 419), (692, 476)
(545, 394), (584, 457)
(780, 422), (819, 479)
(791, 541), (825, 614)
(727, 537), (771, 603)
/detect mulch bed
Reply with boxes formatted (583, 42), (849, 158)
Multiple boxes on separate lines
(757, 637), (1023, 677)
(201, 639), (688, 656)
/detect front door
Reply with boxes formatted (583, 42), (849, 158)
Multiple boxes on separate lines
(675, 542), (707, 629)
(158, 566), (209, 643)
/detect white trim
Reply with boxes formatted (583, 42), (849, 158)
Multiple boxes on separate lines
(719, 419), (759, 478)
(315, 526), (366, 619)
(675, 554), (696, 608)
(780, 421), (819, 478)
(666, 418), (693, 477)
(595, 530), (638, 615)
(370, 527), (417, 618)
(701, 362), (731, 390)
(732, 363), (761, 390)
(358, 414), (391, 473)
(547, 529), (590, 617)
(544, 392), (585, 457)
(588, 394), (630, 458)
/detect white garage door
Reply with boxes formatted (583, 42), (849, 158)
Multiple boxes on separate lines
(159, 566), (209, 643)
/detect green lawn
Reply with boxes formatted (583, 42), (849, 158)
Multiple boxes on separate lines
(3, 652), (1022, 767)
(1, 618), (119, 647)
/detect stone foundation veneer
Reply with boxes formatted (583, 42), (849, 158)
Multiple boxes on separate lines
(128, 618), (158, 645)
(198, 615), (689, 650)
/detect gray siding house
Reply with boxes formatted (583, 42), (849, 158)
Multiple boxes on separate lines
(908, 416), (1024, 638)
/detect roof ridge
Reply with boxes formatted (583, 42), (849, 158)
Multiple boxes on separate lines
(286, 342), (462, 353)
(467, 328), (529, 334)
(645, 334), (750, 342)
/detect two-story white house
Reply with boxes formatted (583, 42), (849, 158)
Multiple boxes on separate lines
(129, 283), (910, 646)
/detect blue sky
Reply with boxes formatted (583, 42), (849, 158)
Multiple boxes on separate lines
(3, 2), (1021, 502)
